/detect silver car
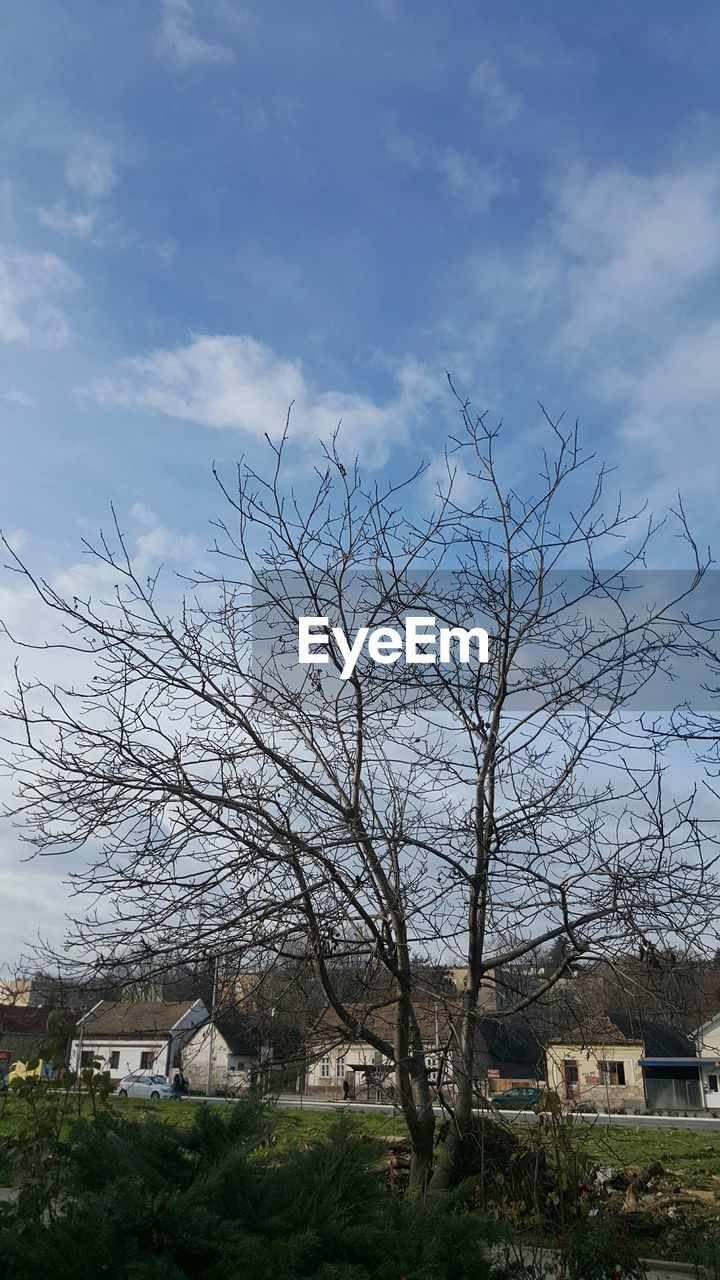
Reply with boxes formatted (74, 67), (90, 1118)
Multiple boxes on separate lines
(114, 1072), (172, 1100)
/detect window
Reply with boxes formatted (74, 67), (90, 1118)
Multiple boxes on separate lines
(80, 1051), (94, 1068)
(336, 1056), (345, 1077)
(708, 1074), (719, 1093)
(319, 1056), (331, 1078)
(139, 1051), (154, 1070)
(109, 1052), (120, 1070)
(598, 1060), (626, 1086)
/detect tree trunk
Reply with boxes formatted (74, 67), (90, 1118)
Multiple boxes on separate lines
(408, 1120), (435, 1190)
(428, 1014), (475, 1191)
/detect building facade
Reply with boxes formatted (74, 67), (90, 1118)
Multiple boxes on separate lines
(70, 999), (207, 1082)
(303, 1001), (451, 1100)
(181, 1014), (264, 1095)
(545, 1036), (645, 1110)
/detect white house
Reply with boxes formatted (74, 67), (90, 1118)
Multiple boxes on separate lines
(692, 1011), (720, 1109)
(181, 1014), (266, 1095)
(70, 999), (208, 1082)
(304, 1001), (452, 1101)
(305, 1034), (389, 1101)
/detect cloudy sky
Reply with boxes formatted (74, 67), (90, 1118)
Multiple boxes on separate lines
(2, 0), (720, 962)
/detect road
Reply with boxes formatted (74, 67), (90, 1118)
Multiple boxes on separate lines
(184, 1093), (720, 1131)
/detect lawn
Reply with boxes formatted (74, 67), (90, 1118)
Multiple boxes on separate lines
(4, 1089), (720, 1178)
(578, 1120), (720, 1183)
(0, 1093), (404, 1167)
(3, 1094), (720, 1269)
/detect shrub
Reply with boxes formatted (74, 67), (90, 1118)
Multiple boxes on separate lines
(0, 1106), (501, 1280)
(436, 1115), (519, 1188)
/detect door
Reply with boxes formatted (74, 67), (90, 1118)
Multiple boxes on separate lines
(704, 1071), (720, 1109)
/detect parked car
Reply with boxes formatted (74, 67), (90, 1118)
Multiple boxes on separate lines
(115, 1073), (172, 1100)
(490, 1085), (542, 1111)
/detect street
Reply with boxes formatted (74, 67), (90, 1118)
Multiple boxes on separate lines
(181, 1093), (720, 1132)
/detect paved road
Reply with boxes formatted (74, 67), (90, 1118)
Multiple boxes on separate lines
(183, 1093), (720, 1131)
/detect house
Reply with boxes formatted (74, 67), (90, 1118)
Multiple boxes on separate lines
(181, 1013), (265, 1095)
(693, 1009), (720, 1057)
(689, 1009), (720, 1109)
(475, 1015), (544, 1093)
(70, 999), (207, 1082)
(0, 1004), (77, 1073)
(619, 1014), (703, 1111)
(304, 1001), (452, 1101)
(546, 1010), (703, 1112)
(1, 1005), (51, 1071)
(545, 1011), (646, 1109)
(0, 1004), (48, 1067)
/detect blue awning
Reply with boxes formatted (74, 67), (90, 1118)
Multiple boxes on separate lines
(639, 1058), (715, 1068)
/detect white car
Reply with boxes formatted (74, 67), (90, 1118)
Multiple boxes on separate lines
(114, 1072), (173, 1100)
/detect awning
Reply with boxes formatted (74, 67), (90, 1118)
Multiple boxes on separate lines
(638, 1058), (715, 1068)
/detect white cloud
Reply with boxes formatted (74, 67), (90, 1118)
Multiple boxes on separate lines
(555, 164), (720, 348)
(155, 0), (235, 68)
(598, 320), (720, 490)
(0, 865), (77, 965)
(129, 501), (160, 528)
(469, 59), (521, 126)
(0, 512), (206, 962)
(537, 161), (720, 497)
(435, 147), (505, 214)
(458, 152), (720, 502)
(469, 245), (562, 318)
(0, 245), (78, 346)
(1, 529), (27, 551)
(467, 157), (720, 358)
(65, 138), (117, 199)
(546, 162), (720, 492)
(0, 108), (118, 239)
(83, 334), (442, 465)
(384, 128), (508, 216)
(38, 200), (97, 240)
(4, 389), (34, 408)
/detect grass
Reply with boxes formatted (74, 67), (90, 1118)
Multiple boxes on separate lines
(4, 1086), (720, 1182)
(578, 1119), (720, 1183)
(3, 1093), (720, 1268)
(4, 1089), (720, 1176)
(0, 1093), (404, 1163)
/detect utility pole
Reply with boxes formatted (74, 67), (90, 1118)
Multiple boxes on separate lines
(205, 953), (220, 1097)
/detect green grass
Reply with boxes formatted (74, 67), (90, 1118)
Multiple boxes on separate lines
(3, 1094), (720, 1270)
(579, 1120), (720, 1182)
(4, 1090), (720, 1182)
(0, 1093), (404, 1163)
(106, 1098), (405, 1147)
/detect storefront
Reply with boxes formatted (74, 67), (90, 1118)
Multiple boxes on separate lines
(638, 1057), (719, 1110)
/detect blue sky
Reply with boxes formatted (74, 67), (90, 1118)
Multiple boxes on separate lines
(2, 0), (720, 961)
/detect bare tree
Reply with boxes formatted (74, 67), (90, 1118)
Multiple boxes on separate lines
(1, 392), (717, 1187)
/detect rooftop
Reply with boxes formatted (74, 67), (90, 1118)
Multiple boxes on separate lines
(80, 1000), (204, 1038)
